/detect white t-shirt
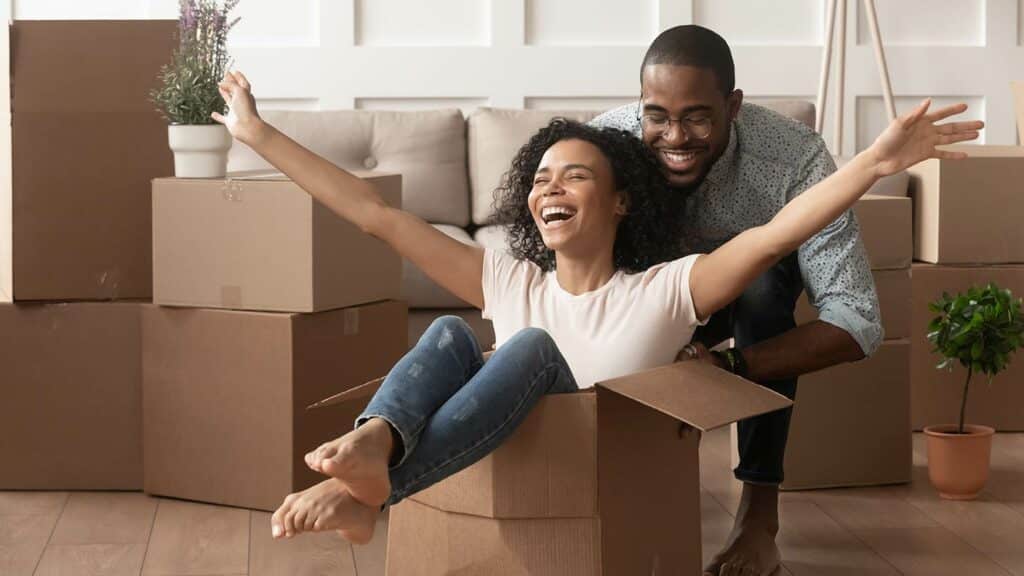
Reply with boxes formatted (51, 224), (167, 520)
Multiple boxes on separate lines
(481, 249), (707, 389)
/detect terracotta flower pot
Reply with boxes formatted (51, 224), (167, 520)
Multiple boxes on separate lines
(923, 424), (995, 500)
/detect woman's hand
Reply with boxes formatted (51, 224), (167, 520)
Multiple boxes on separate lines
(212, 70), (265, 146)
(868, 99), (983, 177)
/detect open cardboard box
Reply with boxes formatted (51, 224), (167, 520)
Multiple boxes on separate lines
(152, 171), (401, 313)
(310, 361), (791, 574)
(2, 20), (175, 302)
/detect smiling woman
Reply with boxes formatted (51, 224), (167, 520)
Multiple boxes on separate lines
(492, 118), (688, 273)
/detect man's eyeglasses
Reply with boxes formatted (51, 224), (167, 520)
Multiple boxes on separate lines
(636, 102), (714, 140)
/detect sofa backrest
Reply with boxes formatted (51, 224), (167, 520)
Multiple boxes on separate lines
(227, 109), (470, 227)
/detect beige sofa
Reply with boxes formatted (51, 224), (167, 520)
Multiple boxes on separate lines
(227, 102), (906, 349)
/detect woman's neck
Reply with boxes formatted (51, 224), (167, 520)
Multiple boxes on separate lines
(553, 251), (618, 295)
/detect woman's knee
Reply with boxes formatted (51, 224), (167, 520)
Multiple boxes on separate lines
(420, 315), (478, 352)
(507, 326), (558, 353)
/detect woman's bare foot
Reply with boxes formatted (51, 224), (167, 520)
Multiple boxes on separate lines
(270, 478), (379, 544)
(304, 418), (394, 507)
(703, 483), (782, 576)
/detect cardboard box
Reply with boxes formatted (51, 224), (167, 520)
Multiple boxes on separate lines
(908, 146), (1024, 264)
(142, 300), (407, 511)
(2, 21), (176, 302)
(779, 339), (911, 490)
(0, 302), (144, 489)
(796, 268), (911, 339)
(152, 172), (402, 313)
(313, 362), (792, 574)
(911, 264), (1024, 431)
(852, 196), (912, 270)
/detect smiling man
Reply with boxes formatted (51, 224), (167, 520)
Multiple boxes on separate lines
(592, 25), (882, 576)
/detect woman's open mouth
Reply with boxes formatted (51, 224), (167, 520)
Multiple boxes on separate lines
(660, 149), (702, 172)
(540, 205), (578, 229)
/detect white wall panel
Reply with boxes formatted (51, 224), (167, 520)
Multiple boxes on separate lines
(857, 0), (985, 46)
(525, 96), (635, 110)
(6, 0), (1022, 153)
(15, 0), (147, 19)
(694, 0), (825, 46)
(355, 0), (489, 46)
(526, 0), (656, 46)
(230, 0), (318, 46)
(856, 95), (986, 151)
(257, 98), (320, 111)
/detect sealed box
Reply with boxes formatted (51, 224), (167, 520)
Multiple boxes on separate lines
(796, 268), (910, 339)
(314, 362), (791, 574)
(142, 300), (407, 511)
(911, 264), (1024, 431)
(0, 302), (144, 489)
(852, 196), (912, 270)
(779, 339), (911, 490)
(1, 21), (175, 302)
(152, 172), (401, 313)
(908, 146), (1024, 264)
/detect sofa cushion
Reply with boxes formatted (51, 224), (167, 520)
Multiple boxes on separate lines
(402, 224), (479, 308)
(473, 225), (508, 253)
(468, 108), (599, 225)
(227, 109), (470, 226)
(752, 99), (816, 130)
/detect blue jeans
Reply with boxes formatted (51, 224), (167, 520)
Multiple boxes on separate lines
(695, 252), (804, 485)
(357, 316), (578, 506)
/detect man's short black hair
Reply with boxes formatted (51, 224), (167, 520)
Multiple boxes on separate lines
(641, 25), (735, 95)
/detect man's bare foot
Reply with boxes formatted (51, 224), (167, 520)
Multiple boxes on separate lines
(304, 418), (394, 507)
(704, 483), (782, 576)
(270, 478), (379, 544)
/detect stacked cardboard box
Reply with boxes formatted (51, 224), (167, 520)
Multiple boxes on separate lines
(781, 195), (914, 489)
(0, 21), (176, 489)
(144, 172), (408, 511)
(908, 147), (1024, 431)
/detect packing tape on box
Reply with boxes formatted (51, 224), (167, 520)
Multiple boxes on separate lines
(344, 308), (360, 335)
(221, 179), (243, 202)
(220, 285), (242, 308)
(95, 268), (122, 300)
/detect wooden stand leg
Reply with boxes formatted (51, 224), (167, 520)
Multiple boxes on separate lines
(815, 0), (839, 134)
(863, 0), (897, 121)
(834, 0), (847, 153)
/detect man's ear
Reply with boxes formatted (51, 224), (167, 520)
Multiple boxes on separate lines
(727, 89), (744, 122)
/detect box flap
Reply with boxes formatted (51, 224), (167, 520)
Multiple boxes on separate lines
(595, 362), (792, 432)
(306, 376), (384, 410)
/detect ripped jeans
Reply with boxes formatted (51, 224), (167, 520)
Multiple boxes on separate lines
(357, 316), (578, 506)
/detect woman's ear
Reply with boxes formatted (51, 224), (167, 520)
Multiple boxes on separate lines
(614, 191), (629, 216)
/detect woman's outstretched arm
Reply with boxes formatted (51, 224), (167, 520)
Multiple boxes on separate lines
(689, 99), (982, 321)
(213, 71), (484, 308)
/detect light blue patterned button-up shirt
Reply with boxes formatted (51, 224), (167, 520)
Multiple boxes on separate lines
(591, 102), (882, 355)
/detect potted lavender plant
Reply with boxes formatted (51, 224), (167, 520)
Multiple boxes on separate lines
(924, 283), (1023, 500)
(152, 0), (240, 177)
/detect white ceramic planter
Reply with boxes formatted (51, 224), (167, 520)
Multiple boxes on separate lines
(168, 124), (233, 178)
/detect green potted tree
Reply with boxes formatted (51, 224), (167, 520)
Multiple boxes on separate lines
(152, 0), (240, 177)
(924, 283), (1024, 500)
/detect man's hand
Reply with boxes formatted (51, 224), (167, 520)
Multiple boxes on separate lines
(675, 342), (727, 369)
(868, 99), (983, 177)
(211, 70), (266, 146)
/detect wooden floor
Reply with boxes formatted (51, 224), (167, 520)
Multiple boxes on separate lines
(3, 429), (1023, 575)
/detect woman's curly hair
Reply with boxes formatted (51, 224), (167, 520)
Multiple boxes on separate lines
(492, 118), (687, 273)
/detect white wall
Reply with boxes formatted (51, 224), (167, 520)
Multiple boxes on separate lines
(6, 0), (1024, 154)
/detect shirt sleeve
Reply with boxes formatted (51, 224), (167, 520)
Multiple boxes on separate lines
(588, 102), (643, 137)
(645, 254), (709, 330)
(790, 139), (884, 356)
(481, 248), (538, 321)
